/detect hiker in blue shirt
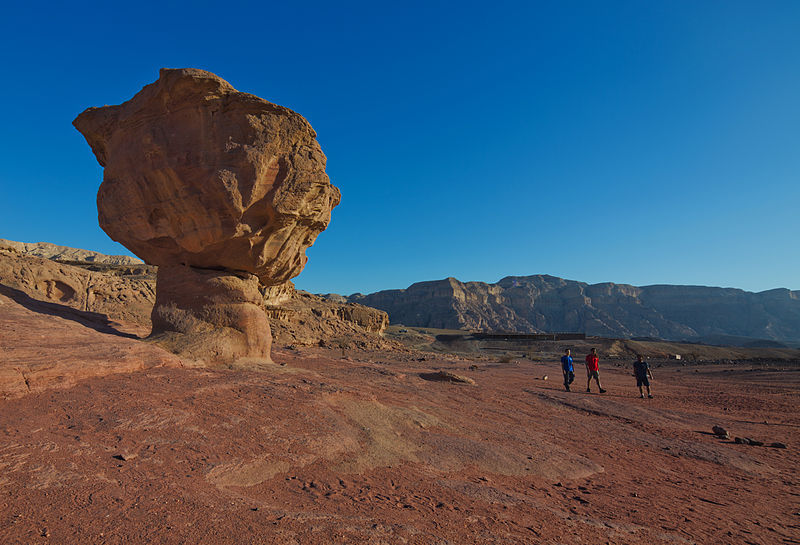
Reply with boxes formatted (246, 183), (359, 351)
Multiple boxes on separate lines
(561, 349), (575, 392)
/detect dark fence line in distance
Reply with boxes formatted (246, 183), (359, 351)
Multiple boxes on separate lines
(470, 332), (586, 341)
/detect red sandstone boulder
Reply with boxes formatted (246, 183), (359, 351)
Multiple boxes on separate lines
(73, 68), (340, 364)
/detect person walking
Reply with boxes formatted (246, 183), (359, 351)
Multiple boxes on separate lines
(633, 354), (654, 398)
(561, 349), (575, 392)
(585, 347), (606, 393)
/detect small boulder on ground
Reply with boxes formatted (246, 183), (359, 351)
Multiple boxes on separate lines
(734, 437), (765, 446)
(419, 370), (476, 385)
(712, 425), (730, 439)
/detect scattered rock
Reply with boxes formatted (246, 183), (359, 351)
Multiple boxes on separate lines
(112, 453), (137, 461)
(419, 370), (476, 385)
(712, 425), (730, 439)
(769, 442), (787, 449)
(734, 437), (765, 446)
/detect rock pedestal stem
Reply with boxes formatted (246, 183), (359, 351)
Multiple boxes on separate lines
(151, 265), (272, 363)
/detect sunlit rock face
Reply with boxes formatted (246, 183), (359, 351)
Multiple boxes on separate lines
(74, 68), (340, 363)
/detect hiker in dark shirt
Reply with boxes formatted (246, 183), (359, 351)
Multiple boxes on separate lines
(633, 354), (654, 398)
(561, 349), (575, 392)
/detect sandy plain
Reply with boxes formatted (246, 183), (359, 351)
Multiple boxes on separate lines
(1, 291), (799, 544)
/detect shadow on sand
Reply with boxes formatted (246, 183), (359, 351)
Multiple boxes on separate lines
(0, 284), (140, 339)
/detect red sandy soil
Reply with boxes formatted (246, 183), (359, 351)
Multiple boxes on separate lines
(1, 294), (799, 544)
(0, 289), (180, 397)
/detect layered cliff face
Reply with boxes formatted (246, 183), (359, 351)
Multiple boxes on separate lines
(349, 278), (519, 332)
(349, 275), (800, 344)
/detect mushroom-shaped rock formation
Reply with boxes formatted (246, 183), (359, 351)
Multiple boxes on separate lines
(73, 68), (340, 363)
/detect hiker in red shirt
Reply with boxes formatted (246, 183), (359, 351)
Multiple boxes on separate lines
(585, 348), (606, 393)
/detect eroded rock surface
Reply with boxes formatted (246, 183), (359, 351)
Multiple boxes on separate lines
(264, 281), (389, 349)
(73, 68), (340, 363)
(151, 265), (271, 362)
(0, 248), (155, 331)
(0, 238), (142, 265)
(0, 288), (181, 399)
(0, 248), (389, 359)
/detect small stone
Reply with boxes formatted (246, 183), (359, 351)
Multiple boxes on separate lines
(542, 375), (548, 381)
(420, 370), (476, 385)
(712, 425), (729, 439)
(734, 437), (764, 446)
(112, 453), (137, 461)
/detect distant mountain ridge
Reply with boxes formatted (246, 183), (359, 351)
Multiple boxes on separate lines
(0, 238), (143, 265)
(346, 275), (800, 345)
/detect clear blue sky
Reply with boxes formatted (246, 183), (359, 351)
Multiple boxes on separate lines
(1, 1), (797, 295)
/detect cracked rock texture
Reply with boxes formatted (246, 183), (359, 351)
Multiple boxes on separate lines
(73, 68), (340, 363)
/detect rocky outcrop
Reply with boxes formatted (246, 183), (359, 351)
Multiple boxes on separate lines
(150, 265), (272, 362)
(349, 275), (800, 344)
(0, 238), (142, 265)
(0, 248), (387, 351)
(265, 281), (389, 349)
(0, 248), (155, 330)
(73, 68), (340, 364)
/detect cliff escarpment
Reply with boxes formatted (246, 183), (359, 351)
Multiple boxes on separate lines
(349, 275), (800, 344)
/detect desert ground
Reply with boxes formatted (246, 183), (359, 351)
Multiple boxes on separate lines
(2, 290), (799, 545)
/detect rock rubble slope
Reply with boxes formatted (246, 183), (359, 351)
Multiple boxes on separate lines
(73, 68), (341, 364)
